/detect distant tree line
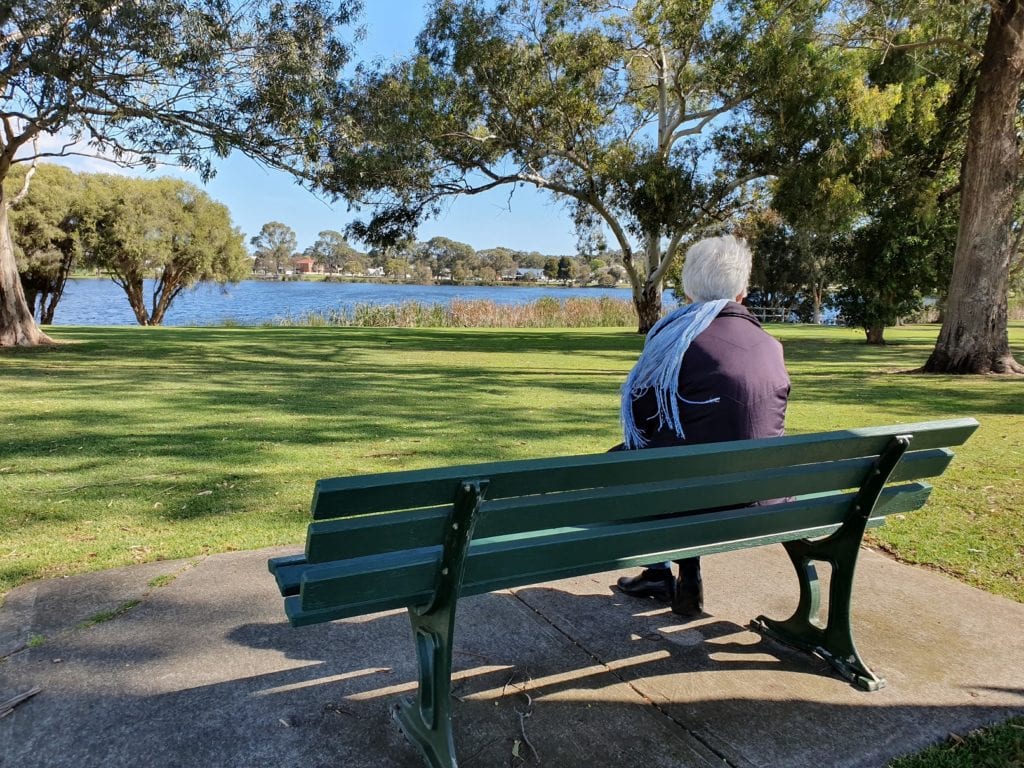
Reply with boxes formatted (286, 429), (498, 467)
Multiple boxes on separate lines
(6, 165), (633, 326)
(248, 221), (631, 287)
(11, 162), (1022, 331)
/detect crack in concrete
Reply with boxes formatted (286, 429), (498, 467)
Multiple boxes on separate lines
(508, 587), (741, 768)
(0, 558), (201, 663)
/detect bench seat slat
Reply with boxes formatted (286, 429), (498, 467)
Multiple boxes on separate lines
(285, 482), (930, 622)
(310, 419), (977, 520)
(268, 552), (306, 576)
(302, 449), (951, 564)
(272, 560), (308, 597)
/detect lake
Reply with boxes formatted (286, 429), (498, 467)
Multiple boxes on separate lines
(51, 278), (653, 327)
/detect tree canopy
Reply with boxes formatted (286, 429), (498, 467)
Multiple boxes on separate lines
(323, 0), (837, 331)
(6, 164), (87, 324)
(250, 222), (298, 275)
(0, 0), (361, 345)
(84, 175), (248, 325)
(741, 2), (983, 344)
(305, 230), (359, 272)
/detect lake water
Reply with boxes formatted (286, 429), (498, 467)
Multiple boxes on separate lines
(52, 278), (653, 327)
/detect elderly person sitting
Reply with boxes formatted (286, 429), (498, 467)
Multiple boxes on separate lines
(615, 235), (791, 618)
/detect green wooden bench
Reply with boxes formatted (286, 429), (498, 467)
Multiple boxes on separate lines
(268, 418), (977, 768)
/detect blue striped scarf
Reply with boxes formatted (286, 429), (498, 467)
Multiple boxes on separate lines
(620, 299), (729, 449)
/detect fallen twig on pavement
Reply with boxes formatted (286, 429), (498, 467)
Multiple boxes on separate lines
(0, 687), (42, 718)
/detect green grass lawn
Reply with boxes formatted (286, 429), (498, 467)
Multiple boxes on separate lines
(889, 717), (1024, 768)
(1, 322), (1022, 604)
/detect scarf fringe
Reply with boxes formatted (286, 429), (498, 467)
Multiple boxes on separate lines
(620, 299), (729, 449)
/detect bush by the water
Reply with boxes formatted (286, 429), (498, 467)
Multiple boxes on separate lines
(273, 296), (637, 328)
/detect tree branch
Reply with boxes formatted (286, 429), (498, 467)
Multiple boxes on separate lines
(9, 136), (39, 206)
(670, 95), (749, 143)
(650, 229), (685, 286)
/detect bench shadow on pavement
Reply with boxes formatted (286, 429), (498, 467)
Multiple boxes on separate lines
(2, 587), (1022, 768)
(224, 588), (1023, 768)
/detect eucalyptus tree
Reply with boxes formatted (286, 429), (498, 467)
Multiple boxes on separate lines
(85, 176), (248, 325)
(837, 6), (979, 345)
(722, 0), (983, 344)
(793, 0), (1020, 365)
(477, 247), (518, 276)
(325, 0), (832, 332)
(306, 229), (359, 272)
(250, 222), (298, 275)
(920, 0), (1024, 373)
(420, 236), (476, 275)
(0, 0), (360, 346)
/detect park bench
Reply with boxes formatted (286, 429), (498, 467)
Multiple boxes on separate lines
(268, 417), (977, 768)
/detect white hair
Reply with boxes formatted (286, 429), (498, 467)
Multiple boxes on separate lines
(681, 235), (752, 302)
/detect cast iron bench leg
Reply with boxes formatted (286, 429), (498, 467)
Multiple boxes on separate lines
(754, 435), (912, 691)
(394, 480), (488, 768)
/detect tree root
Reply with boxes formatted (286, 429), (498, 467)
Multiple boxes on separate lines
(992, 355), (1024, 374)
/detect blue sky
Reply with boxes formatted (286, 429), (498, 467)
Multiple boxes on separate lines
(181, 1), (580, 255)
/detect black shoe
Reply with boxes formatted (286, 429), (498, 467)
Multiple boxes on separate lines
(616, 568), (674, 602)
(671, 573), (704, 618)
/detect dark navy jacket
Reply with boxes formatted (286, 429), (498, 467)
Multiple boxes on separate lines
(630, 302), (790, 448)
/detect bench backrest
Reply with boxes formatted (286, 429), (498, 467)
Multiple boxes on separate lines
(271, 418), (977, 626)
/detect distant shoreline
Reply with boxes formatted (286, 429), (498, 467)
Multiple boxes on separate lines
(68, 273), (635, 290)
(56, 276), (651, 327)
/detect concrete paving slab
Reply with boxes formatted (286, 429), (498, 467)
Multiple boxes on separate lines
(0, 544), (1021, 768)
(515, 545), (1024, 767)
(0, 548), (719, 768)
(0, 558), (192, 658)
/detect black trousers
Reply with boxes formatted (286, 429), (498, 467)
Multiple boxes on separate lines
(607, 442), (701, 580)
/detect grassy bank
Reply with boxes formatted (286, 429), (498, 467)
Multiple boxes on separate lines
(1, 322), (1022, 603)
(275, 296), (637, 328)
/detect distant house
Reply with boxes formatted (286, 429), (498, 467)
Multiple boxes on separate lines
(293, 257), (318, 274)
(515, 268), (547, 282)
(366, 266), (385, 277)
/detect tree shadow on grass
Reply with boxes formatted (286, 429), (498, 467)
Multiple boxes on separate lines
(790, 372), (1024, 418)
(1, 327), (637, 590)
(3, 324), (1020, 592)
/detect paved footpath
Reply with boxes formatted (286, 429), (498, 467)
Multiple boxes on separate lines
(1, 545), (1022, 768)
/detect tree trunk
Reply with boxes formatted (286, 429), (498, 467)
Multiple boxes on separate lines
(865, 324), (886, 345)
(924, 0), (1024, 374)
(149, 275), (181, 326)
(23, 284), (39, 320)
(122, 277), (152, 325)
(631, 236), (665, 334)
(635, 279), (662, 334)
(39, 290), (55, 325)
(39, 250), (76, 325)
(0, 197), (53, 346)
